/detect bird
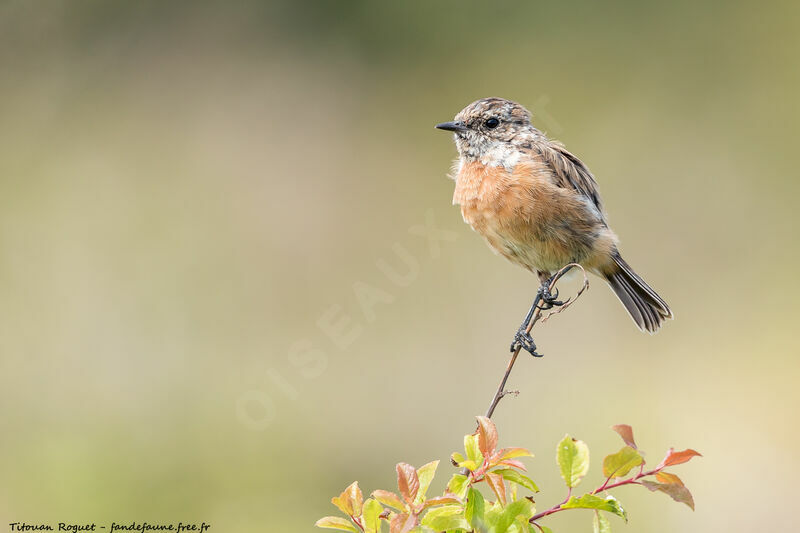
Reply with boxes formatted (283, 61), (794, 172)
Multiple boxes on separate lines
(435, 97), (672, 355)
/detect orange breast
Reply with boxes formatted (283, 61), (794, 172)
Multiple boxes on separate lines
(453, 159), (610, 273)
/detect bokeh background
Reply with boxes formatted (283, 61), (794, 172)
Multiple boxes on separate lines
(1, 1), (798, 531)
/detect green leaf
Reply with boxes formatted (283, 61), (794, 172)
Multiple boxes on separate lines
(482, 501), (503, 530)
(414, 460), (439, 504)
(420, 504), (470, 531)
(561, 494), (627, 521)
(465, 434), (485, 466)
(454, 447), (478, 471)
(593, 510), (611, 533)
(641, 472), (695, 510)
(556, 435), (590, 488)
(315, 516), (359, 532)
(371, 489), (405, 511)
(447, 474), (470, 499)
(602, 446), (643, 479)
(538, 526), (554, 533)
(493, 468), (539, 493)
(362, 499), (383, 533)
(396, 463), (420, 504)
(457, 460), (480, 471)
(476, 416), (499, 457)
(465, 487), (486, 529)
(494, 499), (535, 533)
(508, 481), (518, 503)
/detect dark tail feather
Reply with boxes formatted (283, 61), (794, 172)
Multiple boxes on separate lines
(604, 253), (673, 333)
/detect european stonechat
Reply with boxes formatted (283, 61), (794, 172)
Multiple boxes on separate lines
(436, 97), (672, 352)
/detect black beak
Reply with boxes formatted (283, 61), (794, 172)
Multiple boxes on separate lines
(435, 121), (468, 133)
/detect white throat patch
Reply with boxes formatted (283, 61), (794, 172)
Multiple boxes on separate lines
(456, 132), (521, 171)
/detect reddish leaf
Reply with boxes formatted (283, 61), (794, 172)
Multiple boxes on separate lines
(346, 482), (363, 516)
(389, 512), (417, 533)
(498, 459), (527, 471)
(371, 490), (406, 511)
(611, 424), (637, 449)
(641, 475), (695, 510)
(656, 448), (702, 470)
(485, 472), (507, 506)
(656, 471), (683, 485)
(331, 483), (357, 516)
(476, 416), (499, 456)
(396, 463), (420, 504)
(420, 495), (462, 510)
(496, 447), (533, 461)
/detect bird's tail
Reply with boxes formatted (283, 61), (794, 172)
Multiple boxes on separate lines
(603, 252), (673, 333)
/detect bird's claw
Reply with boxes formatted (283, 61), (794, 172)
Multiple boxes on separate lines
(510, 330), (543, 357)
(537, 284), (564, 310)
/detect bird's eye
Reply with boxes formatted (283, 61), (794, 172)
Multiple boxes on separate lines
(484, 118), (500, 129)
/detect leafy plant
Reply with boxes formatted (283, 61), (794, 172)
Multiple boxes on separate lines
(316, 417), (700, 533)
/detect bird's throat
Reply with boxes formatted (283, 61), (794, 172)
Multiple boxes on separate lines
(452, 159), (513, 206)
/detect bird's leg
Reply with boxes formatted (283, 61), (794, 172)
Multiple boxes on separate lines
(510, 294), (543, 357)
(536, 270), (564, 310)
(510, 271), (569, 356)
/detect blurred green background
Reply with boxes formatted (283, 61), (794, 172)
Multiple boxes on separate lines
(1, 1), (798, 531)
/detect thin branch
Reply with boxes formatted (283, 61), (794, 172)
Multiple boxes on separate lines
(482, 263), (589, 419)
(530, 468), (658, 523)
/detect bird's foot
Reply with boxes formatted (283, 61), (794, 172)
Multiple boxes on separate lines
(537, 280), (564, 310)
(510, 328), (542, 357)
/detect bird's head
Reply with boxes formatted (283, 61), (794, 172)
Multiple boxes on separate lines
(436, 97), (539, 160)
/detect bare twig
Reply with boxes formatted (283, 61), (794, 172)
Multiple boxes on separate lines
(539, 266), (589, 324)
(482, 263), (589, 419)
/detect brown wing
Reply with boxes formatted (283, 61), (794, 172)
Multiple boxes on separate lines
(534, 141), (604, 218)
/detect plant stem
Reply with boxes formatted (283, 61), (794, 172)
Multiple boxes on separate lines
(530, 468), (658, 523)
(482, 263), (588, 419)
(483, 343), (522, 419)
